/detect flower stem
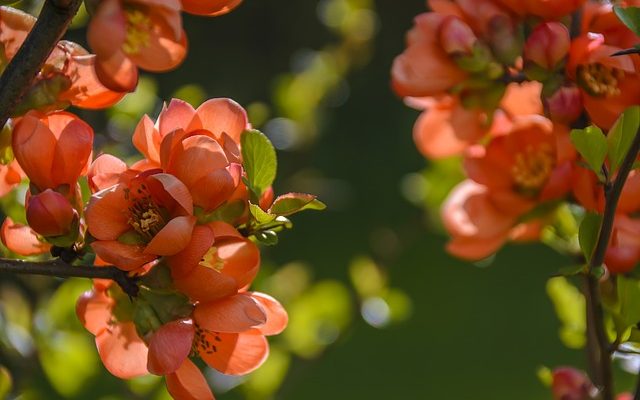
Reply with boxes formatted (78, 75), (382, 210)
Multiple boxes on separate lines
(584, 128), (640, 399)
(0, 258), (139, 297)
(0, 0), (82, 130)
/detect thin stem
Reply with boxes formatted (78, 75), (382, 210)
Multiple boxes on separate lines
(0, 0), (82, 130)
(0, 258), (139, 297)
(584, 128), (640, 399)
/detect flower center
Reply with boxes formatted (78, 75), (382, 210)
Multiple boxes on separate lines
(576, 62), (623, 97)
(192, 324), (221, 356)
(511, 144), (554, 193)
(122, 8), (151, 55)
(200, 247), (224, 272)
(125, 183), (166, 240)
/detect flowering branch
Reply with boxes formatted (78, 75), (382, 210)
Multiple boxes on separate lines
(0, 258), (139, 297)
(0, 0), (82, 130)
(584, 128), (640, 399)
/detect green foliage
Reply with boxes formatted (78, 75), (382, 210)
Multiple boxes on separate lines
(249, 203), (277, 224)
(35, 279), (99, 396)
(614, 6), (640, 37)
(0, 366), (11, 399)
(578, 212), (602, 261)
(607, 106), (640, 173)
(243, 345), (291, 400)
(241, 129), (277, 202)
(612, 276), (640, 336)
(547, 277), (586, 349)
(570, 126), (607, 179)
(269, 193), (327, 216)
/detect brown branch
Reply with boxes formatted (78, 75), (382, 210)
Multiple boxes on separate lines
(0, 0), (82, 130)
(0, 258), (139, 297)
(584, 128), (640, 399)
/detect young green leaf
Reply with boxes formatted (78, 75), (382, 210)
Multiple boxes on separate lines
(570, 126), (607, 176)
(547, 277), (586, 349)
(249, 203), (276, 224)
(269, 193), (327, 216)
(614, 6), (640, 37)
(241, 129), (277, 201)
(616, 275), (640, 332)
(608, 106), (640, 173)
(578, 212), (602, 261)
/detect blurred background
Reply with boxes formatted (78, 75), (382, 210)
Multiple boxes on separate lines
(0, 0), (622, 399)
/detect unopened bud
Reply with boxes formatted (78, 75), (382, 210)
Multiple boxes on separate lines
(546, 86), (582, 124)
(551, 367), (597, 400)
(26, 189), (77, 238)
(487, 14), (523, 65)
(440, 16), (477, 56)
(525, 22), (570, 70)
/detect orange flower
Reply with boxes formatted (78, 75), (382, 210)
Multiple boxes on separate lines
(0, 217), (51, 256)
(495, 0), (586, 20)
(181, 0), (242, 16)
(77, 280), (287, 398)
(167, 222), (260, 302)
(567, 33), (640, 129)
(409, 81), (543, 159)
(464, 116), (574, 209)
(0, 7), (125, 112)
(604, 215), (640, 274)
(85, 166), (196, 271)
(524, 22), (570, 70)
(134, 98), (247, 210)
(0, 159), (24, 198)
(87, 0), (187, 92)
(442, 116), (574, 260)
(12, 111), (93, 192)
(391, 12), (467, 97)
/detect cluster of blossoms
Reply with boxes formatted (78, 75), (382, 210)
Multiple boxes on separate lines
(393, 0), (640, 269)
(2, 97), (322, 398)
(0, 1), (323, 399)
(393, 0), (640, 398)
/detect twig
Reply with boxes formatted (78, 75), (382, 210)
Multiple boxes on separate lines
(0, 258), (139, 297)
(0, 0), (82, 130)
(584, 128), (640, 399)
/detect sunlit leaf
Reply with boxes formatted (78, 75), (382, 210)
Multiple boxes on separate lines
(269, 193), (326, 216)
(241, 129), (277, 201)
(547, 277), (586, 349)
(578, 212), (602, 261)
(614, 6), (640, 37)
(608, 106), (640, 173)
(570, 126), (607, 177)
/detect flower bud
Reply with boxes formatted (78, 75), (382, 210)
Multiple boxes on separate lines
(524, 22), (570, 70)
(546, 86), (582, 124)
(487, 15), (523, 65)
(551, 367), (597, 400)
(439, 17), (477, 56)
(26, 189), (78, 238)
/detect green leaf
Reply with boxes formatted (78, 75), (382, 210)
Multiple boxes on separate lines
(578, 213), (602, 261)
(557, 264), (585, 277)
(570, 126), (608, 176)
(241, 129), (277, 201)
(0, 366), (11, 399)
(616, 276), (640, 332)
(195, 200), (246, 224)
(249, 203), (276, 224)
(608, 106), (640, 173)
(615, 6), (640, 37)
(269, 193), (327, 216)
(547, 277), (586, 349)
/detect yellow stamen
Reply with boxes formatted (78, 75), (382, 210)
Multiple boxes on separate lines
(122, 8), (151, 55)
(200, 247), (225, 272)
(511, 144), (554, 193)
(577, 62), (624, 97)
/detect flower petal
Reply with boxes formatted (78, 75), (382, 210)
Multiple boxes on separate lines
(144, 215), (196, 256)
(168, 225), (215, 279)
(147, 319), (195, 375)
(96, 322), (149, 379)
(250, 293), (288, 336)
(85, 184), (130, 240)
(91, 240), (157, 271)
(188, 98), (249, 142)
(198, 330), (268, 375)
(0, 217), (50, 256)
(194, 293), (266, 333)
(165, 358), (214, 400)
(76, 288), (114, 336)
